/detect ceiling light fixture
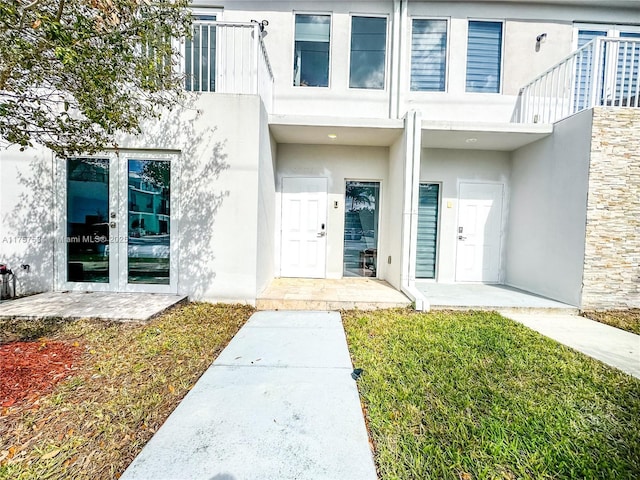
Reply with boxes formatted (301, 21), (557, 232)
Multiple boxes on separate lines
(328, 134), (337, 139)
(465, 138), (477, 143)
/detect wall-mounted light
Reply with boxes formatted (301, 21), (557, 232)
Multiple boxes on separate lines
(465, 137), (477, 144)
(327, 134), (337, 140)
(251, 19), (269, 33)
(535, 33), (547, 52)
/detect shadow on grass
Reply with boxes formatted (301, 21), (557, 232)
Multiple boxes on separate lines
(0, 317), (73, 344)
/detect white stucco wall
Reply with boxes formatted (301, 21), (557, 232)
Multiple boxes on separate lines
(256, 106), (277, 297)
(207, 0), (639, 122)
(220, 1), (393, 119)
(382, 125), (409, 289)
(275, 144), (389, 279)
(1, 94), (274, 303)
(0, 146), (55, 295)
(165, 94), (262, 303)
(420, 148), (511, 283)
(506, 109), (593, 306)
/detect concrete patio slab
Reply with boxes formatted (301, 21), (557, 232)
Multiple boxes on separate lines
(417, 282), (577, 313)
(257, 277), (410, 310)
(505, 312), (640, 379)
(0, 291), (188, 321)
(121, 311), (377, 480)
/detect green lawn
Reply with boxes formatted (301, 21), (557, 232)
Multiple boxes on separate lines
(343, 309), (640, 480)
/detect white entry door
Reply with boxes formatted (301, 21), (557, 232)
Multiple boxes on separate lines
(455, 182), (504, 282)
(280, 177), (328, 278)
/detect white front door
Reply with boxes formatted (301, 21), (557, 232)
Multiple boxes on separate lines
(280, 177), (327, 278)
(455, 182), (504, 282)
(57, 153), (177, 293)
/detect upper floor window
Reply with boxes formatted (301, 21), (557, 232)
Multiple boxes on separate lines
(349, 16), (387, 90)
(185, 15), (217, 92)
(466, 20), (503, 93)
(294, 14), (330, 87)
(410, 19), (448, 92)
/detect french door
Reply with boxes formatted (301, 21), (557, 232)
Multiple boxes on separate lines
(57, 153), (177, 293)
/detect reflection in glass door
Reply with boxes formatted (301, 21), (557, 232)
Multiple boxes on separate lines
(66, 158), (111, 283)
(127, 159), (171, 285)
(343, 181), (380, 277)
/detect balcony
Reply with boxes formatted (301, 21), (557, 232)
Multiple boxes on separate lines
(183, 21), (274, 111)
(513, 37), (640, 124)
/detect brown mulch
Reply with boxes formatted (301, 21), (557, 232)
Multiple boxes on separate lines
(0, 340), (82, 408)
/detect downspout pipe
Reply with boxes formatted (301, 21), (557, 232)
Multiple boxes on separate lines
(400, 110), (430, 311)
(389, 0), (401, 119)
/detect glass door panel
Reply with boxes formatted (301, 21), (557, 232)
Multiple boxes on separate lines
(66, 158), (111, 283)
(127, 159), (171, 285)
(343, 181), (380, 277)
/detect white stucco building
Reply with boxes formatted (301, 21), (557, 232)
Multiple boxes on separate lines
(1, 0), (639, 309)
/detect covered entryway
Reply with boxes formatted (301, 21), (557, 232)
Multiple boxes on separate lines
(455, 182), (504, 282)
(280, 177), (328, 278)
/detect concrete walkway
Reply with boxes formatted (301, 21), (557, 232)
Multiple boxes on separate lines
(504, 312), (640, 379)
(121, 311), (377, 480)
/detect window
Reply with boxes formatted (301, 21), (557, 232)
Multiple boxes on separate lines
(411, 19), (448, 91)
(416, 184), (439, 279)
(349, 16), (387, 89)
(185, 15), (216, 92)
(294, 14), (331, 87)
(466, 21), (503, 93)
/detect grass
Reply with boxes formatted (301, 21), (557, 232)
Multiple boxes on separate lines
(582, 309), (640, 335)
(343, 309), (640, 480)
(0, 302), (254, 480)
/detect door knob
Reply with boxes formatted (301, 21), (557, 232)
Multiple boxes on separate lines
(458, 235), (466, 240)
(317, 231), (326, 237)
(110, 222), (116, 228)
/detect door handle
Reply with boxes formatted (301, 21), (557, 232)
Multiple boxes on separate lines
(110, 222), (116, 229)
(458, 235), (466, 240)
(317, 231), (326, 237)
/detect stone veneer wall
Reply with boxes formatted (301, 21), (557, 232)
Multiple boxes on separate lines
(581, 107), (640, 309)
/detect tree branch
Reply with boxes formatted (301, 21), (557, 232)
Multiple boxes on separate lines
(56, 0), (65, 22)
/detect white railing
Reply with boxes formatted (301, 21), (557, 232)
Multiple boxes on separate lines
(183, 21), (274, 111)
(514, 37), (640, 123)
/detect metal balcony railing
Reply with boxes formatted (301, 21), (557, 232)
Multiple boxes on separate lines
(513, 37), (640, 123)
(183, 21), (274, 111)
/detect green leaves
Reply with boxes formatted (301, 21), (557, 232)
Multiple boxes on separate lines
(0, 0), (192, 156)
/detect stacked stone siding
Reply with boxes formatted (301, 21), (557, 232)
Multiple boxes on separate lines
(582, 107), (640, 309)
